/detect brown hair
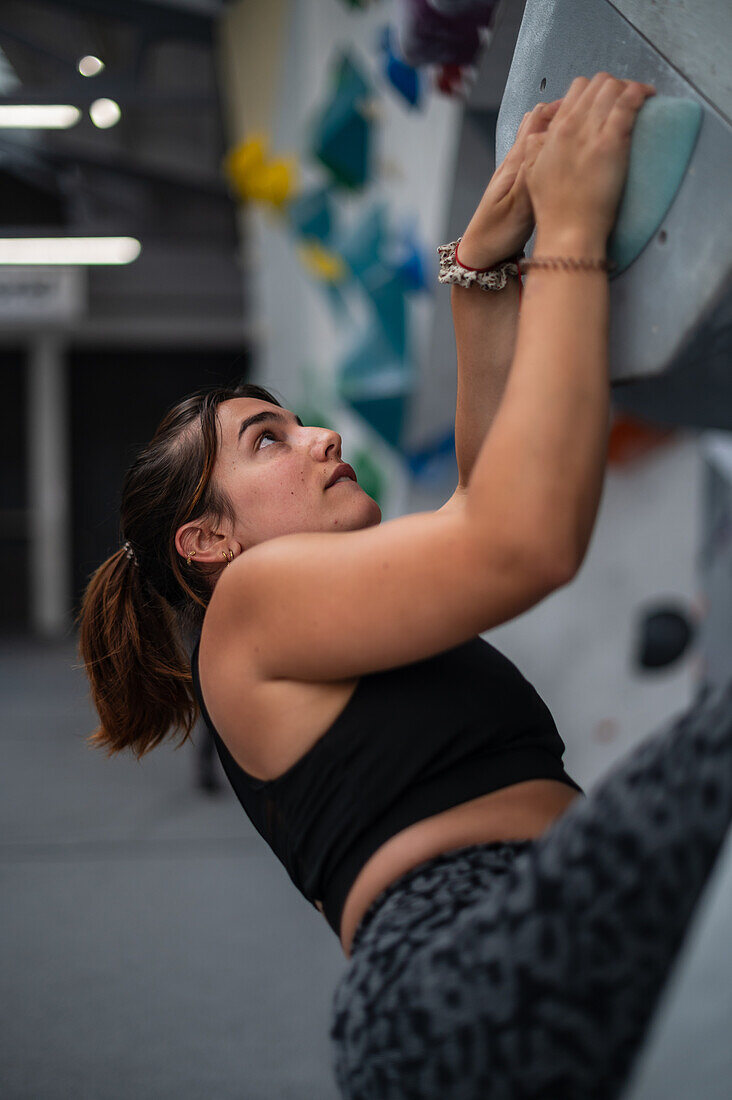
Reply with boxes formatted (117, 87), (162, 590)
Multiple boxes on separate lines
(77, 381), (282, 760)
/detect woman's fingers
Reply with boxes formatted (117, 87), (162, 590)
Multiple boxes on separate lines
(515, 99), (561, 148)
(524, 130), (547, 167)
(587, 76), (656, 133)
(554, 72), (655, 129)
(552, 75), (591, 122)
(585, 75), (627, 131)
(508, 102), (551, 163)
(515, 73), (654, 156)
(536, 99), (562, 125)
(516, 102), (546, 140)
(604, 80), (657, 138)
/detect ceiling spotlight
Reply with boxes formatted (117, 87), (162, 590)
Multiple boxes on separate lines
(78, 55), (104, 77)
(0, 237), (141, 265)
(0, 105), (80, 129)
(89, 98), (120, 129)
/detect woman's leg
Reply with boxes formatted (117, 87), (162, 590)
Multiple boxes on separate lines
(331, 676), (732, 1100)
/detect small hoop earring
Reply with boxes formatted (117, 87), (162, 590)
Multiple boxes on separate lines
(185, 550), (197, 566)
(222, 549), (234, 564)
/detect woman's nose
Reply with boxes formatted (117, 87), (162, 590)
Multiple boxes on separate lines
(311, 426), (342, 459)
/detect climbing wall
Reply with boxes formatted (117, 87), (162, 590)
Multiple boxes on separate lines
(495, 0), (732, 429)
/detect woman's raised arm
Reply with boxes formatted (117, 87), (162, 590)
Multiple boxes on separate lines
(206, 504), (571, 684)
(448, 99), (562, 489)
(205, 74), (655, 687)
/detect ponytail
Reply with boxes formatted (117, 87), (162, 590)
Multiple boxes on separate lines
(77, 381), (282, 759)
(78, 546), (194, 759)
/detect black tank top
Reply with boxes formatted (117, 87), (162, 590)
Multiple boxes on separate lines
(190, 634), (584, 939)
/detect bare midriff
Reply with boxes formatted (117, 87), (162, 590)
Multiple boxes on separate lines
(337, 778), (582, 958)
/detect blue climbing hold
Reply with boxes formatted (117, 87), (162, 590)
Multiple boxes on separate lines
(608, 96), (703, 277)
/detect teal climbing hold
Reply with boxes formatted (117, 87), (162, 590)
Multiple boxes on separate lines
(285, 185), (334, 244)
(608, 96), (703, 277)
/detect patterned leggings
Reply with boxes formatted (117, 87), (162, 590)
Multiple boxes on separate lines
(329, 677), (732, 1099)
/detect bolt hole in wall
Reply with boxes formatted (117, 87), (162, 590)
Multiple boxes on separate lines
(540, 77), (547, 90)
(658, 230), (667, 243)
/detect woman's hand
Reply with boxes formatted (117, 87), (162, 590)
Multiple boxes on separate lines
(525, 73), (656, 245)
(457, 98), (562, 269)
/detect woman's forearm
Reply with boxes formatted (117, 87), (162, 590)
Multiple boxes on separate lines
(450, 276), (520, 487)
(465, 225), (611, 578)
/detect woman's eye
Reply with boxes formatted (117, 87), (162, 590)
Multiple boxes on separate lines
(257, 430), (279, 449)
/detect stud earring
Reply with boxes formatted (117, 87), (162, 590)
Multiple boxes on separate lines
(185, 550), (197, 566)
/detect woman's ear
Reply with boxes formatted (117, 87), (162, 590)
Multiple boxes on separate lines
(175, 521), (233, 565)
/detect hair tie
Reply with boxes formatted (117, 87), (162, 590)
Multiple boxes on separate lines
(437, 238), (524, 291)
(122, 541), (138, 566)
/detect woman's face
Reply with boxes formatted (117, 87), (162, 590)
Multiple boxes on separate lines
(210, 397), (382, 550)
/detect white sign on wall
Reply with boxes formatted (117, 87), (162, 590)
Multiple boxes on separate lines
(0, 265), (85, 323)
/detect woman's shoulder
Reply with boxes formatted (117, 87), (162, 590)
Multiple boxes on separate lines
(196, 610), (361, 784)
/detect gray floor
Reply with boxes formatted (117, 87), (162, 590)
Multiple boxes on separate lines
(1, 638), (344, 1100)
(2, 439), (731, 1099)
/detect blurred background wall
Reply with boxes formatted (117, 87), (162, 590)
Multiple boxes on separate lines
(0, 0), (251, 635)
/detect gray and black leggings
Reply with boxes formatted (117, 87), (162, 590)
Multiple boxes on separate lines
(329, 677), (732, 1099)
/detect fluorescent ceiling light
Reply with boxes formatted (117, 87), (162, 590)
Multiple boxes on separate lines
(89, 98), (120, 128)
(78, 55), (104, 77)
(0, 238), (141, 265)
(0, 105), (80, 129)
